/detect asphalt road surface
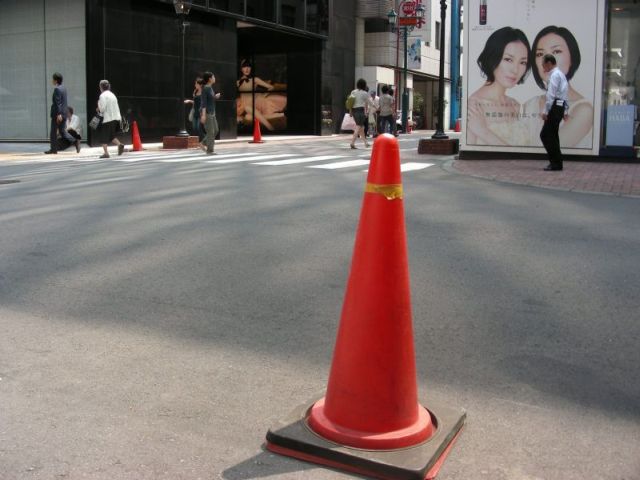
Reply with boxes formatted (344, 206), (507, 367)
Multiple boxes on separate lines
(1, 136), (639, 480)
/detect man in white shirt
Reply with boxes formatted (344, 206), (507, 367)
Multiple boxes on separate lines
(378, 85), (395, 135)
(65, 106), (82, 153)
(540, 54), (569, 171)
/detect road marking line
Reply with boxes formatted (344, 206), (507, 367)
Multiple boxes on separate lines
(253, 155), (346, 166)
(401, 162), (434, 172)
(207, 154), (295, 164)
(158, 152), (258, 163)
(309, 159), (370, 169)
(363, 162), (435, 173)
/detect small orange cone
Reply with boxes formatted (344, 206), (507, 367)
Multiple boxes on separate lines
(454, 118), (461, 132)
(249, 117), (264, 144)
(266, 134), (465, 480)
(131, 121), (143, 151)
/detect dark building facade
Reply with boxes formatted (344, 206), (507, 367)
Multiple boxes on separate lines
(0, 0), (356, 142)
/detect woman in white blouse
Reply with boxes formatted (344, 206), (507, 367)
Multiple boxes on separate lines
(96, 80), (125, 158)
(348, 78), (376, 149)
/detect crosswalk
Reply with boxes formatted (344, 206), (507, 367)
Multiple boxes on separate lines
(0, 148), (435, 175)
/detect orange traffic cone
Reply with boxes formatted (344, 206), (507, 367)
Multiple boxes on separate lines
(266, 134), (466, 480)
(454, 118), (461, 132)
(131, 121), (143, 151)
(249, 117), (264, 144)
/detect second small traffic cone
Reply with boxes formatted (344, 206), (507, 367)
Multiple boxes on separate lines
(455, 118), (461, 132)
(249, 117), (264, 143)
(131, 121), (143, 151)
(307, 133), (432, 449)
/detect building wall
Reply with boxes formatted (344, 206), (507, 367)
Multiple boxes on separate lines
(0, 0), (350, 140)
(321, 0), (357, 133)
(0, 0), (87, 141)
(86, 0), (238, 143)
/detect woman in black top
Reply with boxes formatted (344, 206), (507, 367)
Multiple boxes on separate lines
(184, 76), (205, 141)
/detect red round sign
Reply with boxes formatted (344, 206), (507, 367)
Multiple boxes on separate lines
(401, 1), (416, 16)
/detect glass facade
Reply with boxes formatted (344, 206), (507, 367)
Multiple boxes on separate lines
(190, 0), (329, 36)
(604, 0), (640, 151)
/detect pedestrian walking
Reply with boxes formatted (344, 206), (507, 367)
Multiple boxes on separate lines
(368, 90), (379, 137)
(200, 71), (221, 155)
(378, 85), (395, 135)
(95, 80), (125, 159)
(45, 72), (77, 154)
(388, 87), (399, 136)
(184, 75), (205, 142)
(348, 78), (375, 149)
(540, 53), (569, 171)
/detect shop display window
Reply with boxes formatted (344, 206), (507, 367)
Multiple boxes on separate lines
(604, 0), (640, 149)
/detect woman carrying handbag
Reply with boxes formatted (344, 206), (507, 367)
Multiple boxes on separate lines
(95, 80), (125, 158)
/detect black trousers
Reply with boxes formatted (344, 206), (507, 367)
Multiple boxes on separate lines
(50, 117), (75, 151)
(56, 129), (81, 151)
(378, 115), (394, 135)
(540, 104), (564, 167)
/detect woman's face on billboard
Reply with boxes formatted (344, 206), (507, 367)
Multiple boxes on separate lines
(493, 41), (529, 89)
(535, 33), (571, 80)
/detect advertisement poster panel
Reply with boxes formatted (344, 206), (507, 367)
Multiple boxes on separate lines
(462, 0), (605, 155)
(237, 55), (288, 135)
(408, 38), (422, 70)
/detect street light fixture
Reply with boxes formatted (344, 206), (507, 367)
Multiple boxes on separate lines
(387, 8), (398, 26)
(173, 0), (192, 137)
(388, 1), (426, 134)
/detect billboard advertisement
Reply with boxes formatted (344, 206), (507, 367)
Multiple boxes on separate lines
(237, 55), (288, 135)
(461, 0), (606, 155)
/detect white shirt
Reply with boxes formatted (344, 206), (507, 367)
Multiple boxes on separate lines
(98, 90), (122, 123)
(379, 94), (394, 116)
(66, 114), (82, 136)
(351, 89), (374, 109)
(545, 67), (569, 115)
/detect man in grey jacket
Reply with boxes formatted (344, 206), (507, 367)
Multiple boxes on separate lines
(45, 72), (77, 154)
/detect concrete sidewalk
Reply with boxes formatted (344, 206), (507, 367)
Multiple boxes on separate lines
(450, 158), (640, 198)
(0, 135), (327, 156)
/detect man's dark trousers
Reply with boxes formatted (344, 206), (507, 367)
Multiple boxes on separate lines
(540, 104), (564, 169)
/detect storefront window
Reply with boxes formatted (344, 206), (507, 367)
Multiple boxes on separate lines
(604, 0), (640, 149)
(236, 55), (288, 135)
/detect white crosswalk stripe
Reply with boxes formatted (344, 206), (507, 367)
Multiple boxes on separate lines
(309, 159), (370, 170)
(207, 153), (295, 164)
(158, 152), (268, 163)
(253, 155), (346, 166)
(2, 143), (438, 178)
(401, 162), (434, 172)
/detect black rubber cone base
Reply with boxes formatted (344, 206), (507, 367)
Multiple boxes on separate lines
(265, 397), (466, 480)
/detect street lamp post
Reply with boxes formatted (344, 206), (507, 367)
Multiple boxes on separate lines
(173, 0), (192, 138)
(431, 0), (449, 139)
(388, 2), (425, 134)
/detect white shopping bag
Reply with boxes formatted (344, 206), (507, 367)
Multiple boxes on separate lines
(340, 113), (356, 132)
